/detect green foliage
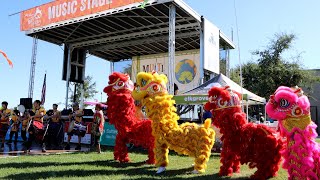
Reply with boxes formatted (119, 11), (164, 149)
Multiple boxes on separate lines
(230, 33), (319, 99)
(220, 59), (226, 75)
(69, 76), (98, 108)
(122, 63), (132, 79)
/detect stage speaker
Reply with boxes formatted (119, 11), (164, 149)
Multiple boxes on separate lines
(62, 45), (86, 83)
(20, 98), (32, 110)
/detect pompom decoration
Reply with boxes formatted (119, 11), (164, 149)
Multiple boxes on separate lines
(266, 86), (320, 180)
(132, 72), (215, 173)
(204, 86), (283, 179)
(103, 72), (155, 164)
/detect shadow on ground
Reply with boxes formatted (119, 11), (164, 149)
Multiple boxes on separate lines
(2, 159), (250, 180)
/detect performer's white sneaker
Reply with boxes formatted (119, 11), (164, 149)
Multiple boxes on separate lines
(156, 167), (166, 174)
(191, 170), (199, 174)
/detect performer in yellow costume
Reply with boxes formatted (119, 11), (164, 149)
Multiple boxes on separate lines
(8, 110), (20, 144)
(132, 72), (215, 174)
(25, 100), (46, 153)
(0, 101), (11, 150)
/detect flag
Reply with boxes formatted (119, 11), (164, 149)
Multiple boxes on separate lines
(0, 50), (13, 68)
(41, 73), (47, 105)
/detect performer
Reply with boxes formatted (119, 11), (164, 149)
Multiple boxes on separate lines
(7, 110), (20, 144)
(25, 100), (46, 153)
(20, 111), (30, 143)
(91, 104), (105, 154)
(65, 102), (84, 151)
(46, 104), (62, 150)
(0, 101), (11, 150)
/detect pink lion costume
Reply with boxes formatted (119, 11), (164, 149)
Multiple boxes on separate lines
(266, 86), (320, 179)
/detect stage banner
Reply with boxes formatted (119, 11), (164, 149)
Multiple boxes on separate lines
(21, 0), (144, 31)
(100, 122), (117, 146)
(203, 18), (220, 74)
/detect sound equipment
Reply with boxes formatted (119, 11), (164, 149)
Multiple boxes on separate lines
(20, 98), (32, 110)
(62, 45), (86, 83)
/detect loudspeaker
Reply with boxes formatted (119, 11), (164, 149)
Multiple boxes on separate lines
(20, 98), (33, 110)
(62, 45), (86, 83)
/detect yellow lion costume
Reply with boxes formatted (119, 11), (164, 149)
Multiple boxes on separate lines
(132, 72), (215, 174)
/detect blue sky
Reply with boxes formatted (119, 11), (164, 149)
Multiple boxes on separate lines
(1, 0), (319, 110)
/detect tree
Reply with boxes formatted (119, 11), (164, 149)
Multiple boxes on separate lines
(122, 63), (132, 79)
(69, 76), (98, 108)
(230, 33), (319, 99)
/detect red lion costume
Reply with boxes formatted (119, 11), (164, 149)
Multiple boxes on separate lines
(103, 72), (155, 164)
(204, 86), (283, 179)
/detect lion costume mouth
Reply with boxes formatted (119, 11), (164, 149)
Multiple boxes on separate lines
(282, 115), (311, 132)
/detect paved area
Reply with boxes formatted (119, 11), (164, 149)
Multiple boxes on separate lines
(0, 142), (91, 158)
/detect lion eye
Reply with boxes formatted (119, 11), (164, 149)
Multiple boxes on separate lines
(141, 79), (147, 87)
(117, 81), (124, 87)
(152, 85), (160, 92)
(279, 99), (290, 108)
(213, 95), (217, 99)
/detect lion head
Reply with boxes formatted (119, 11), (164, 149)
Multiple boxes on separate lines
(132, 72), (168, 101)
(204, 86), (242, 112)
(266, 86), (311, 132)
(103, 72), (134, 96)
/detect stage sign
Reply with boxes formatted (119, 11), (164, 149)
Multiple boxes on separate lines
(100, 123), (117, 146)
(203, 18), (220, 74)
(64, 133), (91, 144)
(21, 0), (144, 31)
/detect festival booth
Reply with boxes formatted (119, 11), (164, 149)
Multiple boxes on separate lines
(173, 73), (279, 130)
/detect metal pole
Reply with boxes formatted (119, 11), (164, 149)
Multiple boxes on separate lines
(226, 46), (230, 78)
(168, 4), (176, 95)
(65, 45), (72, 109)
(199, 17), (204, 85)
(110, 62), (114, 73)
(80, 83), (84, 109)
(80, 53), (86, 109)
(246, 101), (249, 122)
(73, 83), (77, 103)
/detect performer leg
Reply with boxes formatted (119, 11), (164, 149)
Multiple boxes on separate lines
(65, 135), (71, 150)
(75, 135), (81, 150)
(95, 135), (101, 154)
(154, 142), (169, 174)
(14, 131), (18, 143)
(21, 130), (27, 142)
(8, 131), (14, 144)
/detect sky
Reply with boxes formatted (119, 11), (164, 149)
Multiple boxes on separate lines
(0, 0), (319, 110)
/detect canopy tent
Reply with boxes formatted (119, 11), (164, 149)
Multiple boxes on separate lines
(173, 73), (266, 105)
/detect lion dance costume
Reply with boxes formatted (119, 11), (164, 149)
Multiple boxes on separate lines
(204, 86), (283, 179)
(266, 86), (320, 180)
(132, 72), (215, 174)
(104, 72), (155, 164)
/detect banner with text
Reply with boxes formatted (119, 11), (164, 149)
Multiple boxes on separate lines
(21, 0), (143, 31)
(203, 18), (220, 74)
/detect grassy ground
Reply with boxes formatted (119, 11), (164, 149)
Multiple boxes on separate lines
(0, 147), (289, 180)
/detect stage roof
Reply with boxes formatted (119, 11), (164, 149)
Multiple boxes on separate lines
(21, 0), (235, 62)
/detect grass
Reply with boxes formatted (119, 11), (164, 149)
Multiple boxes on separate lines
(0, 147), (289, 180)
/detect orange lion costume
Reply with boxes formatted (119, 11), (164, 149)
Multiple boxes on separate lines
(104, 72), (155, 164)
(204, 86), (283, 179)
